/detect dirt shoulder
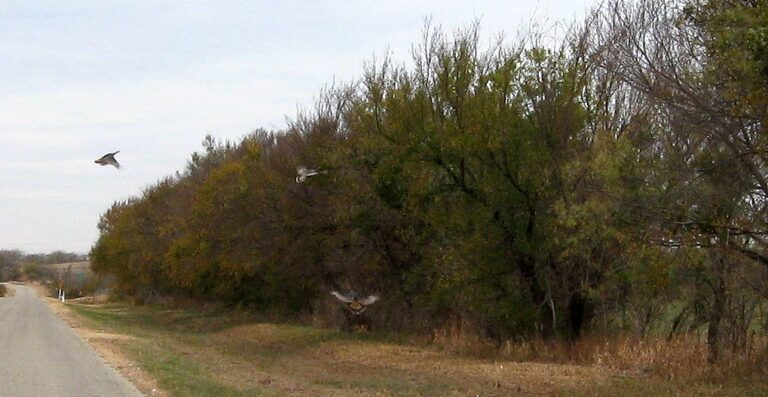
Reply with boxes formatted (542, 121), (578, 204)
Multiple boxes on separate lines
(32, 284), (166, 397)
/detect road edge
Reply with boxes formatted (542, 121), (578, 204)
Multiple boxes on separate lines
(27, 283), (166, 397)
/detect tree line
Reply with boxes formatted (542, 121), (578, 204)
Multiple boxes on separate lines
(90, 0), (768, 361)
(0, 249), (87, 281)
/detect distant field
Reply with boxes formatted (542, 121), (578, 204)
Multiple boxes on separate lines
(42, 262), (93, 290)
(43, 261), (91, 272)
(46, 301), (767, 397)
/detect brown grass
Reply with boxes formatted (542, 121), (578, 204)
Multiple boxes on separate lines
(495, 334), (768, 384)
(56, 302), (619, 396)
(428, 318), (768, 395)
(189, 323), (614, 396)
(43, 295), (768, 397)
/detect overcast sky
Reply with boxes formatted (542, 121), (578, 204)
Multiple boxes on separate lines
(0, 1), (597, 254)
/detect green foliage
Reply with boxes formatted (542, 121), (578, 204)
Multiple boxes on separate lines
(689, 0), (768, 88)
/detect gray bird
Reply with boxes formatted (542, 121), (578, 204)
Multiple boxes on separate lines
(95, 151), (120, 169)
(296, 166), (326, 183)
(331, 291), (379, 315)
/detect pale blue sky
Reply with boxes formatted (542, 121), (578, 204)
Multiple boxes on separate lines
(0, 1), (596, 253)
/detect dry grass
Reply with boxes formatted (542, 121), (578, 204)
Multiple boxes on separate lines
(426, 319), (768, 395)
(494, 334), (768, 384)
(50, 298), (768, 397)
(60, 302), (618, 396)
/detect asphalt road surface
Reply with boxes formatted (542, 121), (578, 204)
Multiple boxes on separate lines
(0, 284), (143, 397)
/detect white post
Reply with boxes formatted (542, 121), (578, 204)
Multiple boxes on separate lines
(62, 291), (66, 302)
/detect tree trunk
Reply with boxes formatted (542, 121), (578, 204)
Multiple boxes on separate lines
(708, 257), (727, 363)
(567, 291), (593, 340)
(518, 254), (554, 338)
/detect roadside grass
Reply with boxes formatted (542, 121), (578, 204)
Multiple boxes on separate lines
(124, 340), (275, 397)
(66, 302), (768, 397)
(548, 335), (768, 397)
(69, 303), (468, 396)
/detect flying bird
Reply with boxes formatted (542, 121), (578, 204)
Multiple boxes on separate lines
(95, 151), (120, 169)
(331, 291), (379, 315)
(295, 166), (326, 183)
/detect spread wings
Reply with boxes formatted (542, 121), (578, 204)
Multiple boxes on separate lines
(357, 295), (379, 306)
(331, 291), (355, 303)
(95, 151), (121, 168)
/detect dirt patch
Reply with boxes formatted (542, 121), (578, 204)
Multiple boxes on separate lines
(81, 333), (165, 397)
(0, 283), (16, 298)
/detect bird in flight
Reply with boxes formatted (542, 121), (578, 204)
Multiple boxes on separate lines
(95, 151), (121, 169)
(295, 166), (326, 183)
(331, 291), (379, 315)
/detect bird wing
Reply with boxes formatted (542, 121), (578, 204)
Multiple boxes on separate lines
(102, 152), (120, 168)
(331, 291), (355, 303)
(298, 166), (326, 178)
(357, 295), (379, 306)
(97, 151), (119, 160)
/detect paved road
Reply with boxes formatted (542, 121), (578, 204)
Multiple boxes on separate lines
(0, 284), (143, 397)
